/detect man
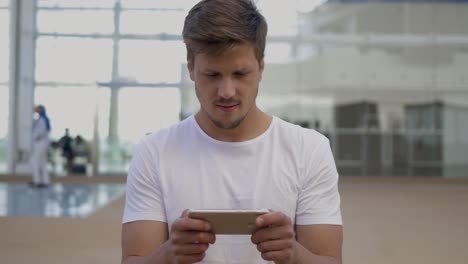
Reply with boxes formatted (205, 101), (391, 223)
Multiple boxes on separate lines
(122, 0), (342, 263)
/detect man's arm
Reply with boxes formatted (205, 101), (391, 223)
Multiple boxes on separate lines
(121, 211), (216, 264)
(294, 224), (343, 264)
(252, 212), (342, 264)
(121, 220), (170, 264)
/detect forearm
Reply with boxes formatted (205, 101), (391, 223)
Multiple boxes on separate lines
(122, 241), (171, 264)
(289, 241), (341, 264)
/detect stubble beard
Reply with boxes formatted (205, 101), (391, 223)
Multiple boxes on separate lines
(195, 85), (258, 130)
(210, 112), (246, 130)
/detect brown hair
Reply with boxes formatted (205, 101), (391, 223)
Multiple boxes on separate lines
(182, 0), (268, 64)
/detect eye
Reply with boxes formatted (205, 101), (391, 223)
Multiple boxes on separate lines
(205, 72), (219, 78)
(234, 71), (247, 77)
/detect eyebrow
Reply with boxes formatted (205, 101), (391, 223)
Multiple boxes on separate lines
(203, 67), (250, 73)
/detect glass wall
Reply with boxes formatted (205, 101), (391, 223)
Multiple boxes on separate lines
(255, 1), (468, 177)
(4, 0), (466, 177)
(0, 1), (9, 173)
(96, 87), (181, 174)
(35, 0), (182, 175)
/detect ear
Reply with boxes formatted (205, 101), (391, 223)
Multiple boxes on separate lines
(258, 59), (265, 81)
(187, 61), (195, 82)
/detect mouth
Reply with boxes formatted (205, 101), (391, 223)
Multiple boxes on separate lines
(216, 104), (239, 113)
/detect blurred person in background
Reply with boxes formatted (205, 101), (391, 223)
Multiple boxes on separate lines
(70, 135), (90, 174)
(30, 104), (51, 188)
(73, 135), (90, 161)
(121, 0), (342, 263)
(58, 128), (74, 172)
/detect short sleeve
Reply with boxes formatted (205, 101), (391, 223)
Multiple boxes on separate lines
(122, 137), (167, 224)
(296, 137), (342, 225)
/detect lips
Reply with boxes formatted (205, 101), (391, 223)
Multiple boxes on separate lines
(216, 104), (239, 112)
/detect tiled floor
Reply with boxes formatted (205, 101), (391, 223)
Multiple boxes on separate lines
(0, 183), (125, 218)
(1, 177), (468, 264)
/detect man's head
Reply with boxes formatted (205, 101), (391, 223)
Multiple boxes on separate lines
(183, 0), (267, 65)
(183, 0), (268, 131)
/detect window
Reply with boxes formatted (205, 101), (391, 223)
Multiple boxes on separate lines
(37, 10), (114, 34)
(120, 0), (195, 9)
(119, 40), (185, 83)
(120, 10), (185, 35)
(36, 37), (113, 83)
(257, 1), (298, 36)
(0, 8), (9, 82)
(38, 0), (116, 8)
(118, 87), (181, 142)
(34, 86), (97, 140)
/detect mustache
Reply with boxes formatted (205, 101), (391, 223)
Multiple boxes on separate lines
(215, 98), (240, 105)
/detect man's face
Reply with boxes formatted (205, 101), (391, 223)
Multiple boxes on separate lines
(188, 43), (264, 129)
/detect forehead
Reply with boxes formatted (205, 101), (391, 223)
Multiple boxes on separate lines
(194, 43), (259, 70)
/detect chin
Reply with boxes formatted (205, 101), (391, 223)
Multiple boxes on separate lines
(211, 116), (245, 130)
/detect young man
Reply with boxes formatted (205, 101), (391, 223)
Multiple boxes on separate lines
(121, 1), (343, 263)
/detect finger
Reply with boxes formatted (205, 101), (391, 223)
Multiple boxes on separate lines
(256, 211), (291, 228)
(180, 209), (190, 218)
(172, 231), (216, 245)
(256, 239), (293, 253)
(261, 249), (293, 262)
(174, 253), (206, 264)
(172, 216), (212, 232)
(173, 243), (209, 255)
(251, 225), (294, 244)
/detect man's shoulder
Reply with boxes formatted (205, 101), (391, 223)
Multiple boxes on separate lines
(140, 116), (194, 145)
(273, 117), (329, 145)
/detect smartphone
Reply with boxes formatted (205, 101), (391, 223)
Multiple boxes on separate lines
(188, 209), (269, 235)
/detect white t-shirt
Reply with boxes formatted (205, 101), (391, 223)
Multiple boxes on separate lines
(123, 115), (342, 263)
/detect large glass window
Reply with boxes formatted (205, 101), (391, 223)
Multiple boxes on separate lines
(119, 40), (185, 83)
(97, 87), (180, 174)
(35, 86), (98, 175)
(120, 0), (195, 9)
(36, 37), (113, 83)
(118, 87), (180, 142)
(38, 0), (116, 8)
(120, 10), (185, 35)
(37, 10), (114, 34)
(0, 9), (8, 82)
(257, 1), (468, 177)
(34, 86), (97, 140)
(34, 2), (186, 175)
(257, 1), (298, 36)
(24, 0), (468, 178)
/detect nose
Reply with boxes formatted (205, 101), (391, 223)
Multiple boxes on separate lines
(217, 78), (236, 99)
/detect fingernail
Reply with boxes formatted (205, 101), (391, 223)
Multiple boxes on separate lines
(205, 223), (210, 231)
(257, 218), (264, 226)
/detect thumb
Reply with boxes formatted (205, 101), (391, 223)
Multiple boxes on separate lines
(180, 209), (190, 218)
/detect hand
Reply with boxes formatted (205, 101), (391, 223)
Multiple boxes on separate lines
(166, 209), (216, 264)
(251, 211), (296, 264)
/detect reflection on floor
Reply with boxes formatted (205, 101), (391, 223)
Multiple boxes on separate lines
(0, 183), (125, 218)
